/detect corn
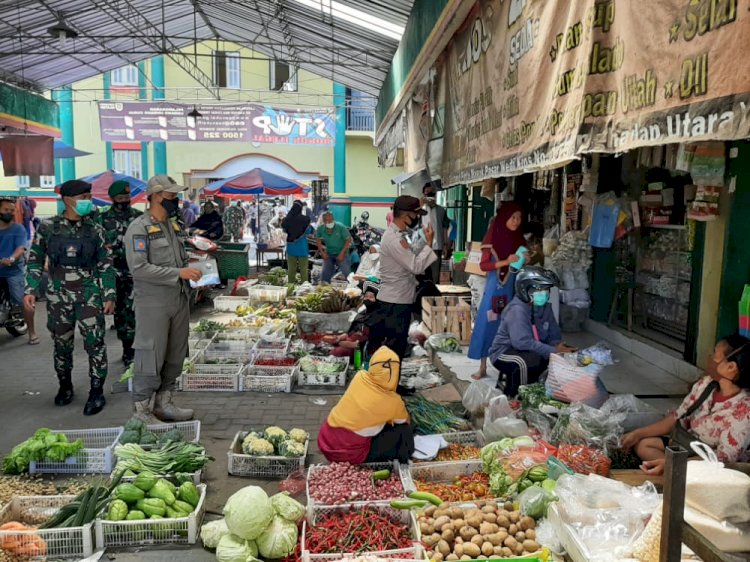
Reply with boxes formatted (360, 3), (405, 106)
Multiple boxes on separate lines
(630, 502), (663, 562)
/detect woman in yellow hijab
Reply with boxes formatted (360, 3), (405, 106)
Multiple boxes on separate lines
(318, 346), (415, 464)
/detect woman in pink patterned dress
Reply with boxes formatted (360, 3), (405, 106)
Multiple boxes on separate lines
(622, 335), (750, 475)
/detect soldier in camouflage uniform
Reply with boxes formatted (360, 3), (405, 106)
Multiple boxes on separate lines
(24, 180), (115, 416)
(222, 200), (245, 241)
(97, 180), (142, 365)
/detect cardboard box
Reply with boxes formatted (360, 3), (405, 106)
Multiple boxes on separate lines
(464, 242), (486, 276)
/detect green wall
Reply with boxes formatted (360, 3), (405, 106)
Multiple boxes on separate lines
(0, 82), (59, 129)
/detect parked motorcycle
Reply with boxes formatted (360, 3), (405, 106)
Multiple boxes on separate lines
(0, 278), (28, 337)
(349, 212), (383, 258)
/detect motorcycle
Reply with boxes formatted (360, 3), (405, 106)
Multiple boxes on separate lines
(349, 212), (383, 258)
(184, 235), (221, 305)
(0, 278), (28, 337)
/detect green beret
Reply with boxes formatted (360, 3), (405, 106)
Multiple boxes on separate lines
(108, 180), (130, 198)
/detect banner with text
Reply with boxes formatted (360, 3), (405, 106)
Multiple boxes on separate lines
(440, 0), (750, 185)
(98, 102), (336, 146)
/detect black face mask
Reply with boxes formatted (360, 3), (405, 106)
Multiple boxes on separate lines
(0, 213), (12, 223)
(405, 215), (421, 229)
(161, 198), (179, 217)
(113, 200), (131, 213)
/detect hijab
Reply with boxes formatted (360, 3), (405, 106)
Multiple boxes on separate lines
(327, 346), (409, 431)
(482, 201), (526, 263)
(282, 200), (311, 242)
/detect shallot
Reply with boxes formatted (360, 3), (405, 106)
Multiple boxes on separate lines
(308, 463), (403, 505)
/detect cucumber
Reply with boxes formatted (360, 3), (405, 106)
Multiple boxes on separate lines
(408, 491), (443, 506)
(390, 499), (428, 510)
(371, 469), (391, 480)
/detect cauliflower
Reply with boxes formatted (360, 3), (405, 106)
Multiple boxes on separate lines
(264, 426), (288, 447)
(242, 435), (275, 456)
(278, 439), (306, 458)
(288, 428), (308, 444)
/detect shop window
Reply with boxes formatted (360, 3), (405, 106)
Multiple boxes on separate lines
(40, 176), (55, 188)
(111, 65), (139, 86)
(113, 149), (142, 179)
(213, 51), (241, 89)
(16, 176), (29, 188)
(269, 60), (298, 92)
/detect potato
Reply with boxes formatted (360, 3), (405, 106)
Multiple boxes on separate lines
(509, 511), (520, 523)
(461, 542), (481, 558)
(481, 505), (496, 514)
(519, 516), (536, 531)
(466, 508), (482, 518)
(425, 505), (438, 517)
(478, 556), (488, 560)
(481, 541), (494, 556)
(486, 532), (503, 546)
(450, 507), (465, 519)
(483, 513), (497, 524)
(420, 521), (431, 535)
(466, 515), (484, 530)
(501, 547), (513, 557)
(442, 529), (455, 543)
(460, 556), (472, 561)
(423, 534), (438, 547)
(525, 529), (536, 541)
(454, 544), (464, 557)
(470, 534), (484, 547)
(434, 516), (451, 531)
(459, 526), (478, 541)
(437, 539), (451, 557)
(514, 544), (525, 556)
(523, 540), (540, 553)
(435, 553), (446, 562)
(430, 533), (442, 546)
(515, 532), (526, 542)
(493, 546), (504, 556)
(455, 537), (463, 545)
(479, 522), (498, 535)
(496, 515), (510, 529)
(443, 555), (455, 561)
(452, 519), (466, 531)
(504, 502), (513, 511)
(507, 524), (518, 536)
(503, 536), (518, 550)
(434, 508), (450, 519)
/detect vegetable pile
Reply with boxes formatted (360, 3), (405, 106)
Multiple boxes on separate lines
(434, 443), (482, 462)
(194, 319), (226, 333)
(419, 501), (540, 561)
(405, 396), (472, 435)
(480, 438), (555, 498)
(104, 474), (200, 525)
(0, 522), (47, 558)
(555, 444), (611, 477)
(292, 286), (357, 313)
(113, 442), (213, 477)
(41, 477), (124, 529)
(304, 507), (413, 555)
(241, 427), (308, 458)
(0, 476), (87, 506)
(307, 463), (404, 505)
(3, 429), (84, 475)
(259, 267), (288, 287)
(119, 419), (185, 448)
(413, 472), (491, 503)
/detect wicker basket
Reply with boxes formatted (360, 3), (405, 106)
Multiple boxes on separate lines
(179, 364), (241, 392)
(227, 431), (308, 478)
(297, 356), (349, 387)
(95, 484), (206, 547)
(28, 427), (124, 475)
(0, 495), (95, 559)
(400, 460), (485, 494)
(305, 461), (404, 512)
(301, 504), (420, 562)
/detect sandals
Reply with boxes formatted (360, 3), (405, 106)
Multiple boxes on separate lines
(28, 336), (40, 345)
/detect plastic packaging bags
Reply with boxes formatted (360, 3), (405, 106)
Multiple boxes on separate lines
(575, 341), (616, 366)
(684, 506), (750, 552)
(626, 502), (662, 562)
(551, 402), (625, 453)
(518, 485), (557, 519)
(462, 379), (503, 416)
(545, 354), (609, 408)
(425, 333), (462, 353)
(555, 444), (611, 477)
(482, 395), (529, 442)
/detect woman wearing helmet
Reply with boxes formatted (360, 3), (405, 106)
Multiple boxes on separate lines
(488, 266), (575, 396)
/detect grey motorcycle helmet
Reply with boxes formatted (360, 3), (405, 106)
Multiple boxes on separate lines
(515, 266), (560, 303)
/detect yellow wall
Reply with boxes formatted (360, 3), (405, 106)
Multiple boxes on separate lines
(345, 136), (398, 228)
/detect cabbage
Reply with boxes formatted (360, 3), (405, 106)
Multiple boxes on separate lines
(200, 518), (230, 549)
(256, 515), (298, 559)
(223, 486), (274, 540)
(215, 534), (258, 562)
(271, 492), (305, 522)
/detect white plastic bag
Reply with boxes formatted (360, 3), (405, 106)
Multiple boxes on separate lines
(545, 353), (609, 407)
(685, 443), (750, 524)
(462, 379), (503, 416)
(482, 395), (529, 441)
(684, 506), (750, 552)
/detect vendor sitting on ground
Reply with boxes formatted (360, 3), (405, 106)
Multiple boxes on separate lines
(323, 290), (376, 358)
(488, 266), (575, 397)
(318, 346), (415, 464)
(190, 201), (224, 240)
(622, 335), (750, 474)
(354, 244), (381, 280)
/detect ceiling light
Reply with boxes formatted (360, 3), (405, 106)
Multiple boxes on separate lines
(188, 106), (203, 119)
(47, 14), (78, 48)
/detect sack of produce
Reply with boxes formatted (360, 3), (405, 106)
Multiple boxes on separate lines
(545, 353), (609, 408)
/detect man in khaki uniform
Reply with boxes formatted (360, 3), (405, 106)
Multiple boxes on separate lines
(124, 175), (202, 423)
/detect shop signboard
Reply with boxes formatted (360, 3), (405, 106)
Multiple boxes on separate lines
(97, 101), (336, 146)
(438, 0), (750, 185)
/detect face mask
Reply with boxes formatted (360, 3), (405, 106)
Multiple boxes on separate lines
(57, 200), (66, 214)
(325, 221), (335, 229)
(161, 198), (179, 216)
(405, 215), (421, 229)
(0, 213), (12, 223)
(113, 200), (131, 212)
(75, 200), (94, 217)
(370, 252), (380, 261)
(532, 290), (549, 307)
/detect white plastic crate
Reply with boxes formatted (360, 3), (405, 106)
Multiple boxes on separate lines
(214, 328), (259, 342)
(297, 356), (349, 386)
(248, 284), (287, 303)
(117, 467), (203, 486)
(95, 484), (206, 548)
(179, 364), (241, 392)
(0, 495), (95, 559)
(305, 461), (404, 512)
(201, 341), (254, 364)
(28, 427), (123, 475)
(240, 366), (296, 393)
(400, 460), (485, 494)
(213, 295), (252, 312)
(301, 504), (420, 562)
(129, 421), (201, 449)
(253, 337), (291, 356)
(227, 431), (308, 478)
(412, 431), (485, 465)
(188, 334), (215, 351)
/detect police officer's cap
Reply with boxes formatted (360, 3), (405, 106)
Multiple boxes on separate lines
(393, 195), (427, 216)
(146, 175), (187, 195)
(59, 180), (92, 197)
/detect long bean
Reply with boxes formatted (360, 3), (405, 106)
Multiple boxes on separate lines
(114, 442), (213, 474)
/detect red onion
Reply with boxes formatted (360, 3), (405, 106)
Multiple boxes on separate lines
(308, 463), (404, 505)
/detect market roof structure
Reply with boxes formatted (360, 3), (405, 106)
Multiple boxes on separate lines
(0, 0), (414, 97)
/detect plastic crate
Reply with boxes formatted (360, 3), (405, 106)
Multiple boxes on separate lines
(400, 460), (485, 494)
(213, 295), (252, 312)
(29, 427), (124, 475)
(95, 484), (206, 547)
(201, 341), (254, 365)
(253, 336), (291, 356)
(297, 356), (349, 387)
(329, 279), (349, 290)
(143, 420), (201, 445)
(214, 328), (260, 342)
(227, 431), (308, 478)
(0, 495), (95, 559)
(188, 334), (215, 351)
(306, 461), (404, 511)
(117, 466), (203, 486)
(412, 431), (485, 464)
(179, 364), (241, 392)
(240, 366), (296, 393)
(248, 284), (287, 303)
(301, 504), (420, 562)
(215, 245), (250, 281)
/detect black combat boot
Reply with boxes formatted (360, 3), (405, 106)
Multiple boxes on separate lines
(54, 375), (74, 406)
(121, 341), (134, 366)
(83, 378), (106, 416)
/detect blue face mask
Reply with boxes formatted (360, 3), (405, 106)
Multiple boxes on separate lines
(57, 199), (65, 214)
(532, 290), (550, 307)
(75, 200), (94, 217)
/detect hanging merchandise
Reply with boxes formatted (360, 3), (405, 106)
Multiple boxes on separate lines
(588, 192), (620, 248)
(689, 142), (726, 186)
(563, 174), (582, 232)
(687, 185), (722, 221)
(740, 285), (750, 338)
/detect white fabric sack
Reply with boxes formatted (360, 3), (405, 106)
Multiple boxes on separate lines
(684, 506), (750, 552)
(685, 443), (750, 524)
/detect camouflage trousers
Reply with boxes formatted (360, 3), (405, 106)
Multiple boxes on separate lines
(114, 275), (136, 346)
(46, 291), (108, 382)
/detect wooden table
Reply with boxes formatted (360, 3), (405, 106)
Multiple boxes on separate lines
(256, 246), (285, 269)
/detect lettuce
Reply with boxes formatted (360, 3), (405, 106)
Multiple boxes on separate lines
(223, 486), (274, 540)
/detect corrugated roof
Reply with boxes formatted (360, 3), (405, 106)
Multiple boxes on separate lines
(0, 0), (415, 97)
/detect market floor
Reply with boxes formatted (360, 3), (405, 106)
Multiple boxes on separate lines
(0, 302), (335, 559)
